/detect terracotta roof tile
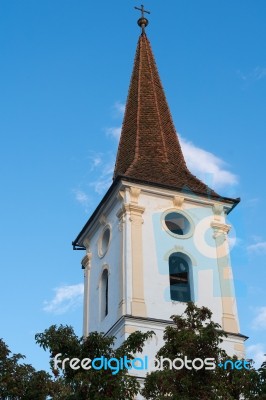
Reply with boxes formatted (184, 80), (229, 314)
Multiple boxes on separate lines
(113, 33), (220, 198)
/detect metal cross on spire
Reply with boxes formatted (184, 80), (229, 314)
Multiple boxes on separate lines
(134, 4), (150, 18)
(134, 4), (150, 34)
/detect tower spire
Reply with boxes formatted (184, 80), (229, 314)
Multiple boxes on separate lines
(114, 26), (220, 199)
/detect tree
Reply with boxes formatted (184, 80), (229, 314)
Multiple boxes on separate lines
(258, 360), (266, 399)
(142, 303), (261, 400)
(35, 324), (154, 400)
(0, 338), (54, 399)
(2, 304), (265, 399)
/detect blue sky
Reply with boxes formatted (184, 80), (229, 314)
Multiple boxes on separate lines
(0, 0), (266, 371)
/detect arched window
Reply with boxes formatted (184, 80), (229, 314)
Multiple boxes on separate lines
(101, 269), (108, 319)
(169, 253), (191, 302)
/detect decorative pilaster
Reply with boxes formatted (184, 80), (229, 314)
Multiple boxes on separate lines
(116, 202), (126, 318)
(81, 252), (92, 338)
(211, 221), (238, 333)
(116, 185), (147, 318)
(128, 203), (146, 316)
(121, 186), (147, 317)
(213, 204), (224, 221)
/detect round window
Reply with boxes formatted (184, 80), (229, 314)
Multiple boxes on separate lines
(98, 226), (111, 257)
(164, 212), (191, 236)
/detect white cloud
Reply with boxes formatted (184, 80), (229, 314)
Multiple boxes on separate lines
(239, 66), (266, 82)
(74, 189), (89, 205)
(179, 136), (238, 189)
(247, 242), (266, 254)
(73, 189), (90, 212)
(87, 152), (103, 171)
(105, 102), (125, 140)
(252, 307), (266, 330)
(106, 126), (121, 140)
(253, 67), (266, 80)
(89, 161), (115, 195)
(90, 156), (102, 169)
(92, 178), (112, 195)
(75, 151), (115, 198)
(246, 343), (266, 369)
(43, 284), (84, 314)
(114, 101), (125, 115)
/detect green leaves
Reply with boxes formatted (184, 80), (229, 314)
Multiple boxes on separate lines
(142, 303), (263, 400)
(34, 326), (153, 400)
(1, 309), (265, 399)
(0, 338), (54, 399)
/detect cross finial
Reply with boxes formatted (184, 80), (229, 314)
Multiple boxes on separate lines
(134, 4), (150, 18)
(134, 4), (150, 34)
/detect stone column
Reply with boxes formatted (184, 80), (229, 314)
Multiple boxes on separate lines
(81, 251), (92, 338)
(211, 221), (238, 333)
(126, 187), (147, 317)
(116, 191), (126, 318)
(128, 203), (146, 316)
(117, 186), (147, 317)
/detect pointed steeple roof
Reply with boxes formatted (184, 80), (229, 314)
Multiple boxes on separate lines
(113, 32), (219, 198)
(72, 30), (240, 250)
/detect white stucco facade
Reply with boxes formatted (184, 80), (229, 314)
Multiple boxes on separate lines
(78, 179), (246, 382)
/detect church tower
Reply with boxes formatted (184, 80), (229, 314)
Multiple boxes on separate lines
(72, 8), (246, 370)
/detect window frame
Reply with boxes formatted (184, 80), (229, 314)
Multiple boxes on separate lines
(98, 224), (112, 258)
(169, 252), (192, 303)
(162, 209), (194, 239)
(100, 268), (109, 320)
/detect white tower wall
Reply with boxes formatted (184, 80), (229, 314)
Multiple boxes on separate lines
(79, 180), (246, 380)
